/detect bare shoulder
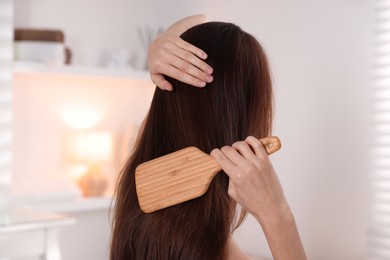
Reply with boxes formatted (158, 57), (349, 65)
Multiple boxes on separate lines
(226, 236), (252, 260)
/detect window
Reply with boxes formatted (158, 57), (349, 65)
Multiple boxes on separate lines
(0, 0), (13, 209)
(369, 0), (390, 258)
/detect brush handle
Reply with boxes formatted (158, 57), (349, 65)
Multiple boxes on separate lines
(260, 136), (282, 155)
(210, 136), (281, 175)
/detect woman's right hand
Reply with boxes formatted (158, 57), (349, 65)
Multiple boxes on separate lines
(148, 33), (214, 91)
(210, 136), (289, 222)
(211, 136), (308, 260)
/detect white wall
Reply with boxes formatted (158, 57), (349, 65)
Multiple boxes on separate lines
(13, 0), (372, 259)
(180, 1), (371, 260)
(14, 0), (156, 68)
(13, 73), (155, 196)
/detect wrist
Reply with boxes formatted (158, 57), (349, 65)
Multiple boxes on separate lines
(254, 201), (294, 231)
(254, 203), (308, 260)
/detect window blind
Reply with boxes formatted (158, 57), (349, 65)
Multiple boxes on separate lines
(0, 0), (13, 207)
(369, 0), (390, 259)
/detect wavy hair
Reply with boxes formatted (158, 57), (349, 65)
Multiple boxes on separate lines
(110, 22), (273, 260)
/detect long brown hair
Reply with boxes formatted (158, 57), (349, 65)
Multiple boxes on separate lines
(110, 22), (273, 260)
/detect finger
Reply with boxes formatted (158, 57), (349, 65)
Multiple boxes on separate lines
(170, 38), (214, 75)
(220, 146), (247, 168)
(151, 74), (173, 91)
(210, 148), (237, 178)
(232, 141), (258, 162)
(163, 42), (213, 82)
(174, 49), (213, 76)
(245, 136), (269, 159)
(169, 52), (213, 83)
(175, 38), (208, 61)
(159, 64), (207, 88)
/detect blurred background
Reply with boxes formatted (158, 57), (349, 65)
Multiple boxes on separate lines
(0, 0), (378, 259)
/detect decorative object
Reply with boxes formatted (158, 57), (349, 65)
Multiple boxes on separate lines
(66, 131), (113, 197)
(14, 28), (71, 66)
(136, 26), (164, 70)
(107, 48), (130, 68)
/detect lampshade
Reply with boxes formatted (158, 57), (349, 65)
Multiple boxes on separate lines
(66, 131), (113, 164)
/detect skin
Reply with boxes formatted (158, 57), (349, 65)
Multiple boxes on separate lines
(148, 14), (214, 90)
(212, 137), (308, 260)
(148, 15), (308, 260)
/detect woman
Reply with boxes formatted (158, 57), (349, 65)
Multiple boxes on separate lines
(111, 15), (307, 260)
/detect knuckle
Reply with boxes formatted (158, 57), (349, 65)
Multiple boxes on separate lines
(154, 60), (163, 70)
(216, 153), (226, 162)
(246, 136), (258, 146)
(190, 78), (200, 86)
(254, 160), (263, 170)
(242, 163), (253, 173)
(242, 162), (258, 178)
(254, 141), (263, 150)
(211, 149), (226, 162)
(184, 52), (193, 61)
(151, 77), (160, 86)
(196, 71), (207, 80)
(181, 41), (191, 49)
(176, 71), (185, 79)
(162, 41), (171, 50)
(235, 141), (246, 149)
(179, 61), (190, 72)
(159, 51), (170, 60)
(246, 135), (256, 141)
(221, 146), (231, 153)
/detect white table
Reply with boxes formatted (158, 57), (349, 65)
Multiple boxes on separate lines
(0, 207), (75, 260)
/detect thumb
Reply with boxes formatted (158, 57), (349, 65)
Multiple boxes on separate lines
(151, 74), (173, 91)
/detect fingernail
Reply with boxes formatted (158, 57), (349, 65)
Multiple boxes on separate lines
(206, 66), (213, 74)
(201, 52), (208, 59)
(205, 75), (213, 83)
(199, 81), (206, 87)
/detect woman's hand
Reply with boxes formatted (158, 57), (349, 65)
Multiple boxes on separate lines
(210, 136), (288, 222)
(148, 33), (213, 91)
(211, 136), (308, 260)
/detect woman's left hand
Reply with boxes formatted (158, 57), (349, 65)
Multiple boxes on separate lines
(148, 33), (213, 91)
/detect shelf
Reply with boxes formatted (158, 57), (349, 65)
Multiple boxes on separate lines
(18, 196), (114, 214)
(0, 207), (75, 233)
(9, 178), (113, 214)
(13, 61), (151, 81)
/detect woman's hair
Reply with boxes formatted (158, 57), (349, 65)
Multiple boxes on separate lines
(110, 22), (273, 260)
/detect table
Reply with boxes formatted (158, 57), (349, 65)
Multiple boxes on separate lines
(0, 207), (75, 260)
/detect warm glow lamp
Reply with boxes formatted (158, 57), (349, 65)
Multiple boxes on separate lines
(66, 131), (113, 197)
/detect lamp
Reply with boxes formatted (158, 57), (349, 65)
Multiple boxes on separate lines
(66, 131), (113, 197)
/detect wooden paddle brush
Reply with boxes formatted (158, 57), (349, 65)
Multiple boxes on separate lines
(135, 136), (281, 213)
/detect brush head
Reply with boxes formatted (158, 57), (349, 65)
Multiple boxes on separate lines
(135, 146), (221, 213)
